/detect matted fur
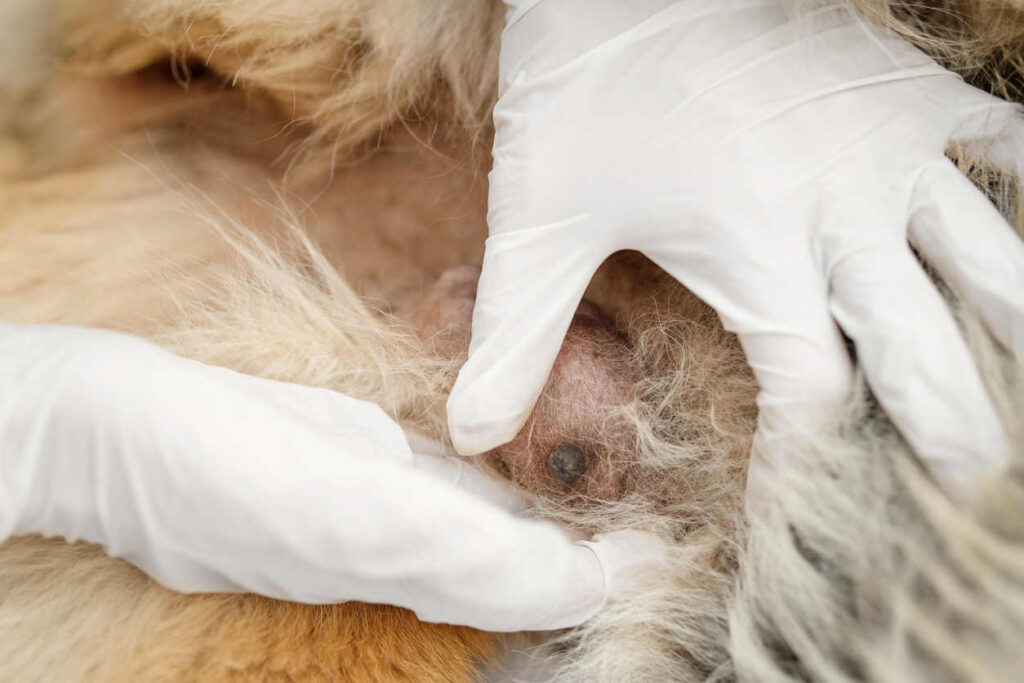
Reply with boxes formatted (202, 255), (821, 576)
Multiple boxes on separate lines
(1, 0), (1023, 681)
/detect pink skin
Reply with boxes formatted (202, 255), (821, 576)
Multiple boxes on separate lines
(411, 266), (638, 502)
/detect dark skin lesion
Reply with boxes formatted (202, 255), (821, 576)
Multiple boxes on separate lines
(410, 265), (641, 503)
(549, 444), (589, 484)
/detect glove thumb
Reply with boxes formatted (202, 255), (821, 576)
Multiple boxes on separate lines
(447, 218), (605, 455)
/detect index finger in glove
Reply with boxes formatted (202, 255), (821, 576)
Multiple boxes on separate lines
(447, 218), (609, 456)
(196, 362), (415, 465)
(208, 363), (526, 510)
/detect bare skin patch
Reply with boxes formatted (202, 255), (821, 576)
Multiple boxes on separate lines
(411, 265), (640, 503)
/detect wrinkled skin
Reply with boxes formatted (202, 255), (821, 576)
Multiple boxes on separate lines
(411, 265), (640, 501)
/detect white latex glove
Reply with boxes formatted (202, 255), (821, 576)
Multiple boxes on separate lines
(0, 322), (667, 632)
(448, 0), (1024, 505)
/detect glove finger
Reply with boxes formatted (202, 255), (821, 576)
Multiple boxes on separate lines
(909, 159), (1024, 358)
(978, 115), (1024, 177)
(403, 430), (526, 513)
(447, 220), (607, 455)
(577, 529), (670, 598)
(647, 252), (854, 509)
(940, 77), (1024, 175)
(196, 362), (414, 464)
(203, 363), (526, 509)
(952, 115), (1024, 178)
(740, 300), (856, 512)
(828, 242), (1012, 500)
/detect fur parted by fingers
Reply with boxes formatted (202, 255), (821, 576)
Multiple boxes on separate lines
(1, 0), (1024, 680)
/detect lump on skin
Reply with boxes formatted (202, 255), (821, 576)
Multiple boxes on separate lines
(410, 265), (641, 503)
(549, 444), (590, 484)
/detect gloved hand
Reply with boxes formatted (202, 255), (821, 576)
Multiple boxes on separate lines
(448, 0), (1024, 505)
(0, 322), (668, 632)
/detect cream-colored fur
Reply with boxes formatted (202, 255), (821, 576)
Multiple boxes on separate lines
(0, 0), (1022, 680)
(57, 0), (502, 173)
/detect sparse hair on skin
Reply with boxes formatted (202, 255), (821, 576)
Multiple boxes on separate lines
(0, 0), (1022, 680)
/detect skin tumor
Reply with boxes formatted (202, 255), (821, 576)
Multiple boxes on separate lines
(410, 265), (641, 502)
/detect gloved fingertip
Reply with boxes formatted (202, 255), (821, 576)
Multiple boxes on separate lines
(576, 529), (671, 601)
(446, 376), (531, 456)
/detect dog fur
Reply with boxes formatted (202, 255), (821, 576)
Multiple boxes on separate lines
(0, 0), (1022, 680)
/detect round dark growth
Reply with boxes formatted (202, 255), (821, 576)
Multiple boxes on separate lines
(548, 444), (590, 484)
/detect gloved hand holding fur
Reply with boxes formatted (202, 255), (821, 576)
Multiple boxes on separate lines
(0, 322), (667, 632)
(449, 0), (1024, 505)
